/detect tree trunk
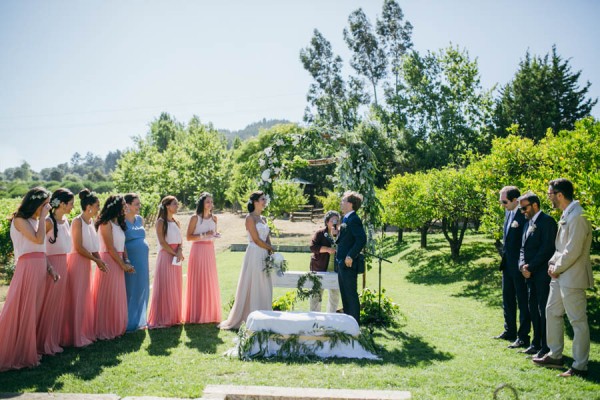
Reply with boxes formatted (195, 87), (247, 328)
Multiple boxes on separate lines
(397, 228), (403, 244)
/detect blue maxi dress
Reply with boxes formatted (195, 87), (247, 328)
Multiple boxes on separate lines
(124, 215), (150, 331)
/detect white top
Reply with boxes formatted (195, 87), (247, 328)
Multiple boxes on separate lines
(46, 217), (72, 255)
(160, 219), (182, 245)
(192, 215), (216, 236)
(99, 222), (126, 252)
(74, 216), (100, 253)
(10, 218), (46, 261)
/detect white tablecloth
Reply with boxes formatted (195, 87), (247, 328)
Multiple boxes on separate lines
(272, 271), (339, 290)
(235, 310), (379, 360)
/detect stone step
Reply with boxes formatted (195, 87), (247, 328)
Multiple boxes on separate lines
(202, 385), (411, 400)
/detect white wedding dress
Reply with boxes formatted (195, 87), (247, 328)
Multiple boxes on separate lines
(219, 222), (273, 330)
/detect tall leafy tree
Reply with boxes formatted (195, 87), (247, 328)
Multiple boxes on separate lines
(376, 0), (413, 128)
(343, 8), (387, 106)
(149, 112), (183, 152)
(300, 30), (366, 129)
(400, 46), (494, 169)
(494, 46), (597, 141)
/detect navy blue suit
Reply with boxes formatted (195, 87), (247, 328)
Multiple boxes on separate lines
(519, 212), (557, 353)
(335, 212), (366, 324)
(500, 210), (530, 342)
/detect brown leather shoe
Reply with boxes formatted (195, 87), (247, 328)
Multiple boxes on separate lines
(558, 367), (587, 378)
(532, 354), (564, 369)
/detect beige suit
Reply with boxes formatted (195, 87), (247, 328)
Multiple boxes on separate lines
(546, 201), (594, 370)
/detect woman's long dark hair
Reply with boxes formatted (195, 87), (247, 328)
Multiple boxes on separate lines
(156, 196), (179, 237)
(48, 188), (74, 244)
(95, 195), (126, 231)
(195, 192), (212, 222)
(10, 186), (50, 222)
(79, 188), (99, 213)
(247, 190), (264, 213)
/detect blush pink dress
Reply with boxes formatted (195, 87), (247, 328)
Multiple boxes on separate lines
(37, 217), (71, 355)
(93, 222), (127, 340)
(62, 216), (98, 347)
(147, 220), (183, 328)
(0, 218), (46, 371)
(183, 215), (221, 324)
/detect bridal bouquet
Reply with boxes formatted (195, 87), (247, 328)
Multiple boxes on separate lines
(264, 252), (288, 277)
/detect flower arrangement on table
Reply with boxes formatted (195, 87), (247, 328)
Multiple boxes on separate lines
(264, 252), (288, 277)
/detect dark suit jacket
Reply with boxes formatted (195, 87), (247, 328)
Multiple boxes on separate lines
(500, 210), (526, 274)
(336, 212), (366, 271)
(310, 227), (335, 272)
(519, 212), (557, 279)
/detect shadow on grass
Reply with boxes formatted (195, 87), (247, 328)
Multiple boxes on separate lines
(184, 323), (224, 354)
(0, 329), (146, 392)
(147, 324), (183, 356)
(240, 325), (452, 367)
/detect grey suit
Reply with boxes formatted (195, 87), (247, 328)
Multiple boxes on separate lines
(546, 201), (594, 371)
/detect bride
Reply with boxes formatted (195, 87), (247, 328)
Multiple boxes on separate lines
(219, 191), (274, 330)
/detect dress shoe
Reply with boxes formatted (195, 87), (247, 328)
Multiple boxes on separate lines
(508, 339), (529, 349)
(532, 354), (564, 369)
(535, 349), (549, 359)
(493, 332), (516, 341)
(558, 367), (587, 378)
(520, 345), (540, 355)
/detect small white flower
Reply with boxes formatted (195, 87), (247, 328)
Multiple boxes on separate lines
(264, 194), (271, 206)
(527, 224), (537, 235)
(273, 167), (281, 174)
(360, 178), (365, 185)
(259, 158), (266, 167)
(275, 139), (284, 147)
(292, 136), (300, 146)
(510, 221), (519, 228)
(50, 198), (61, 208)
(264, 147), (273, 157)
(271, 252), (285, 267)
(261, 169), (271, 182)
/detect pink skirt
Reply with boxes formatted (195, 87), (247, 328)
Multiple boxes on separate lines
(183, 241), (221, 323)
(37, 254), (68, 355)
(0, 252), (46, 371)
(93, 252), (127, 340)
(61, 252), (96, 347)
(147, 245), (182, 328)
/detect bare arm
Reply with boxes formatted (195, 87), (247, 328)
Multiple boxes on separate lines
(99, 223), (132, 272)
(72, 218), (107, 271)
(14, 206), (49, 244)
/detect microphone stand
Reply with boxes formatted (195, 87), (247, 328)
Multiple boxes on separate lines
(363, 251), (392, 322)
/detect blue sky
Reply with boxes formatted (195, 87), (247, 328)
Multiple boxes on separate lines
(1, 0), (598, 171)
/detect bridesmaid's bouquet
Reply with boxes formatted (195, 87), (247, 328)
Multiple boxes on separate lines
(264, 252), (288, 277)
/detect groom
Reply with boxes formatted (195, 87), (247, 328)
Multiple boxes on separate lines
(336, 191), (367, 325)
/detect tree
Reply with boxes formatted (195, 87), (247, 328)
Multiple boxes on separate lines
(104, 150), (123, 173)
(149, 112), (183, 152)
(344, 8), (387, 107)
(376, 0), (413, 129)
(12, 161), (32, 181)
(428, 168), (484, 260)
(399, 46), (494, 170)
(494, 46), (597, 141)
(300, 29), (367, 130)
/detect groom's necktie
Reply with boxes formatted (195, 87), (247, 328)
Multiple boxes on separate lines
(342, 215), (348, 223)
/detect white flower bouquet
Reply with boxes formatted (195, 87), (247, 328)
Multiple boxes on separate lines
(264, 252), (288, 277)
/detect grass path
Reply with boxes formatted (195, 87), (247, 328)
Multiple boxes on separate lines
(0, 233), (598, 399)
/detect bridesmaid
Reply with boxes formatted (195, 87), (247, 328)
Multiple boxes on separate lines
(0, 187), (58, 371)
(38, 188), (74, 356)
(124, 193), (150, 332)
(183, 192), (221, 324)
(93, 195), (134, 340)
(62, 189), (106, 347)
(147, 196), (184, 328)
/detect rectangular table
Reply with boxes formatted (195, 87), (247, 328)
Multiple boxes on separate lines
(272, 271), (339, 290)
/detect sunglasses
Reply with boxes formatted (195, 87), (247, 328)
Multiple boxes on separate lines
(501, 200), (509, 205)
(519, 203), (532, 211)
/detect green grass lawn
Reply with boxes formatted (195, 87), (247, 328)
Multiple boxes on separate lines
(1, 232), (599, 399)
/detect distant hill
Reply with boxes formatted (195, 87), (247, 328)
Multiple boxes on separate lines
(219, 118), (292, 144)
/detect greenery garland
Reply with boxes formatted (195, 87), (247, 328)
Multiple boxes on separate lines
(295, 272), (323, 302)
(236, 323), (377, 361)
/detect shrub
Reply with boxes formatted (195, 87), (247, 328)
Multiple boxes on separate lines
(359, 287), (401, 330)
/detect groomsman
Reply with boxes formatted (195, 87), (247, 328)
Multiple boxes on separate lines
(533, 179), (594, 377)
(517, 192), (557, 358)
(494, 186), (530, 349)
(336, 191), (366, 325)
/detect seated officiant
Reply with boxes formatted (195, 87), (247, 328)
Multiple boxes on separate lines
(309, 210), (341, 313)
